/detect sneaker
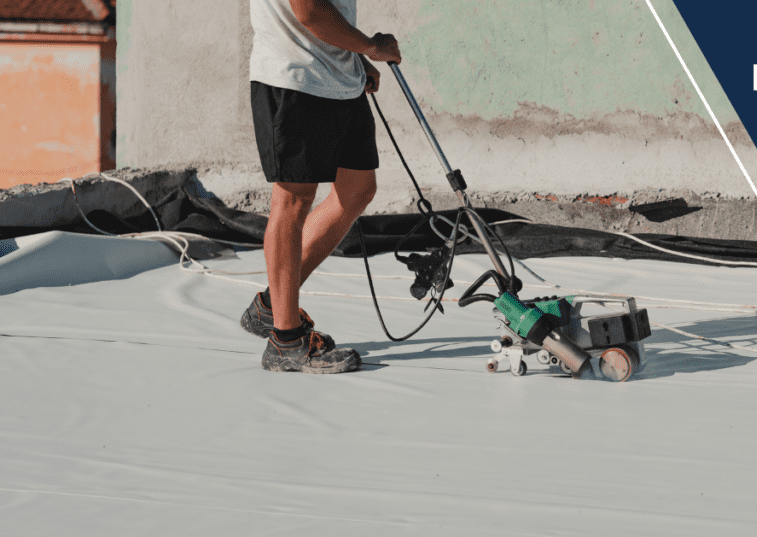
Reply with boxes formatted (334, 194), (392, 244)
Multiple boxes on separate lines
(241, 292), (323, 338)
(262, 330), (361, 374)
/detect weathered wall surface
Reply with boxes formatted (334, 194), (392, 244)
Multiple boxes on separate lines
(0, 43), (102, 188)
(0, 15), (117, 188)
(113, 0), (756, 238)
(115, 0), (254, 169)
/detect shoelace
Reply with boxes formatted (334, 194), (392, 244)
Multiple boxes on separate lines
(307, 331), (329, 357)
(299, 309), (315, 328)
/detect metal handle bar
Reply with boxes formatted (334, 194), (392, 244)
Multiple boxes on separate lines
(388, 62), (453, 176)
(387, 61), (510, 280)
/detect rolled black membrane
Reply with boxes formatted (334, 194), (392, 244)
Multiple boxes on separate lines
(3, 182), (756, 267)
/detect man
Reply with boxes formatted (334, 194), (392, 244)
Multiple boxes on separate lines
(241, 0), (402, 373)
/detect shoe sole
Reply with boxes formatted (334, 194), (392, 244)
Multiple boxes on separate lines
(302, 353), (362, 374)
(262, 351), (362, 374)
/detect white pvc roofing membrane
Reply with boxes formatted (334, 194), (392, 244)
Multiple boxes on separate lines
(1, 230), (756, 535)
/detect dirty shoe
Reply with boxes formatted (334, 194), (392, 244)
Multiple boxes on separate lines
(262, 330), (361, 374)
(241, 292), (329, 343)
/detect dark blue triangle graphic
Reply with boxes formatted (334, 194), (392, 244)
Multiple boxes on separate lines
(670, 0), (757, 146)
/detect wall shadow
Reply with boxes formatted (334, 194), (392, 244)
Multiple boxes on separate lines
(634, 315), (757, 380)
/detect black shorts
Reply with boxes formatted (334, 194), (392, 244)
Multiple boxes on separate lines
(250, 81), (379, 184)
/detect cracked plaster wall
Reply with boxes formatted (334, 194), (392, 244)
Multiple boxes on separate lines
(114, 0), (756, 222)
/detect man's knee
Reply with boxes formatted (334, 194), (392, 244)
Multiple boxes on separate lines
(350, 178), (376, 213)
(361, 176), (377, 207)
(336, 168), (377, 213)
(271, 182), (318, 220)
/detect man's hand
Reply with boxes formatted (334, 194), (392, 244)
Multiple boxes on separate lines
(365, 33), (401, 64)
(360, 57), (381, 94)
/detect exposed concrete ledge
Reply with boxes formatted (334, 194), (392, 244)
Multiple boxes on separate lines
(419, 190), (757, 243)
(2, 166), (755, 243)
(222, 185), (757, 243)
(193, 165), (757, 242)
(0, 168), (193, 229)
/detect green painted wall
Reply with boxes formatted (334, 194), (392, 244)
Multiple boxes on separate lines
(402, 0), (735, 122)
(115, 0), (754, 199)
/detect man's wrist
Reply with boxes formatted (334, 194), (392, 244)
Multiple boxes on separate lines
(356, 37), (375, 56)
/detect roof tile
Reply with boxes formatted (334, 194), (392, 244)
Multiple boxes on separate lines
(0, 0), (110, 22)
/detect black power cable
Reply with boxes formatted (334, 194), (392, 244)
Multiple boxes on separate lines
(357, 209), (463, 342)
(369, 93), (436, 218)
(369, 92), (517, 285)
(357, 92), (519, 341)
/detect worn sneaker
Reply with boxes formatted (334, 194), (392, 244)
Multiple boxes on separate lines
(262, 330), (361, 374)
(241, 292), (319, 336)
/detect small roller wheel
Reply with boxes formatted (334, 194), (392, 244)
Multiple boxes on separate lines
(490, 337), (513, 353)
(559, 360), (572, 375)
(511, 361), (527, 377)
(486, 358), (499, 372)
(599, 346), (639, 382)
(536, 350), (550, 365)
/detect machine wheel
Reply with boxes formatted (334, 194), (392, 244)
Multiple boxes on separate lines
(486, 358), (499, 372)
(511, 361), (527, 377)
(599, 346), (639, 382)
(491, 338), (513, 353)
(559, 360), (572, 375)
(536, 350), (550, 365)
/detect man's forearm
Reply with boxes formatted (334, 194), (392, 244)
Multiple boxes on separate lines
(292, 0), (373, 54)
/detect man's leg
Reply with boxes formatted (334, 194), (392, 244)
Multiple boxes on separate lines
(265, 181), (318, 331)
(261, 178), (362, 375)
(299, 167), (377, 285)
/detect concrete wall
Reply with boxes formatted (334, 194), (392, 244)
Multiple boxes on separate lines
(115, 0), (254, 169)
(115, 0), (757, 237)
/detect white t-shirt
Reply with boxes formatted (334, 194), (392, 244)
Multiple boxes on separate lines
(249, 0), (366, 100)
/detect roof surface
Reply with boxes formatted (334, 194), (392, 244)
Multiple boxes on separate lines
(1, 232), (756, 536)
(0, 0), (112, 22)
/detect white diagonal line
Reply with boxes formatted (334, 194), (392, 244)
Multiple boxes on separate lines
(645, 0), (757, 198)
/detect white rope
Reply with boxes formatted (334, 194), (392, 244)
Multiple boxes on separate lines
(615, 230), (757, 267)
(644, 0), (757, 198)
(78, 173), (163, 232)
(58, 174), (265, 277)
(57, 178), (115, 236)
(488, 218), (757, 267)
(429, 213), (469, 244)
(58, 174), (757, 357)
(59, 177), (757, 310)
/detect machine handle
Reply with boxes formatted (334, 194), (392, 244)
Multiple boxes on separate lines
(387, 62), (453, 176)
(385, 61), (510, 281)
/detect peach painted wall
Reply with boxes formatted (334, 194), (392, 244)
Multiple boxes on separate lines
(0, 42), (101, 188)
